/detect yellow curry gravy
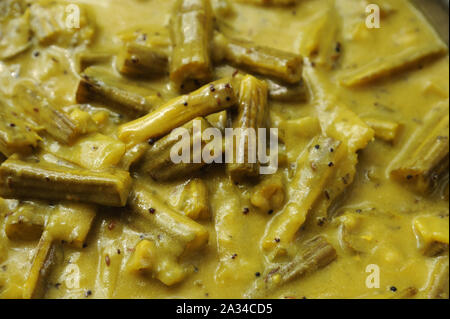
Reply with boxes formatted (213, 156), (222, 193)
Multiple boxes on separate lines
(0, 0), (448, 299)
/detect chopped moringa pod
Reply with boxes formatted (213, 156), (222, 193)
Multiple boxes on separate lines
(139, 117), (214, 181)
(0, 99), (40, 157)
(170, 0), (213, 88)
(227, 75), (268, 181)
(76, 66), (163, 116)
(246, 236), (337, 298)
(118, 77), (239, 145)
(213, 32), (303, 84)
(11, 81), (79, 145)
(0, 156), (132, 207)
(116, 42), (169, 78)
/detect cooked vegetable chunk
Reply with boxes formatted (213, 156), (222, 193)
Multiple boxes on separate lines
(340, 43), (448, 87)
(0, 156), (132, 207)
(118, 77), (238, 145)
(413, 215), (449, 256)
(22, 232), (58, 299)
(95, 218), (125, 298)
(205, 110), (228, 132)
(247, 236), (337, 298)
(11, 81), (79, 144)
(42, 133), (126, 170)
(262, 137), (346, 256)
(299, 2), (341, 69)
(424, 256), (449, 299)
(75, 51), (113, 73)
(364, 118), (401, 143)
(391, 100), (449, 193)
(211, 0), (235, 17)
(46, 202), (97, 248)
(213, 32), (303, 84)
(0, 99), (40, 157)
(129, 181), (209, 255)
(170, 0), (213, 88)
(76, 66), (163, 115)
(117, 25), (171, 51)
(227, 75), (268, 181)
(5, 201), (46, 241)
(266, 79), (308, 102)
(278, 116), (321, 163)
(119, 143), (150, 171)
(139, 118), (214, 181)
(126, 238), (186, 286)
(178, 178), (210, 220)
(0, 0), (448, 301)
(0, 9), (31, 60)
(320, 102), (374, 153)
(127, 239), (157, 274)
(305, 67), (375, 152)
(29, 2), (95, 47)
(116, 42), (169, 78)
(251, 175), (285, 213)
(23, 202), (96, 298)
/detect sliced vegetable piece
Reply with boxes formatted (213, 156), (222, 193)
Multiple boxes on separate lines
(116, 42), (169, 78)
(11, 81), (79, 144)
(0, 156), (132, 207)
(0, 9), (31, 60)
(118, 77), (238, 145)
(262, 136), (345, 256)
(129, 181), (209, 255)
(76, 66), (163, 116)
(266, 79), (308, 102)
(364, 118), (401, 143)
(29, 2), (95, 47)
(246, 236), (337, 298)
(0, 99), (40, 157)
(139, 117), (214, 181)
(170, 0), (213, 88)
(178, 178), (210, 220)
(5, 201), (46, 241)
(46, 202), (97, 248)
(213, 32), (303, 84)
(413, 215), (449, 257)
(22, 232), (58, 299)
(126, 238), (186, 286)
(205, 110), (228, 132)
(251, 175), (285, 213)
(227, 75), (268, 181)
(23, 202), (96, 299)
(278, 116), (321, 163)
(391, 100), (449, 193)
(340, 43), (448, 87)
(119, 142), (149, 171)
(95, 218), (124, 298)
(424, 256), (449, 299)
(42, 133), (126, 170)
(299, 1), (341, 69)
(305, 67), (375, 152)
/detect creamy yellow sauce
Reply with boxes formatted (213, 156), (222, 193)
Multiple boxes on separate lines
(0, 0), (448, 299)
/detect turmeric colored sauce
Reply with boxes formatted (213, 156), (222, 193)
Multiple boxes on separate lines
(0, 0), (448, 299)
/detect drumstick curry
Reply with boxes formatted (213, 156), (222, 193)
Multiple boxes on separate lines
(0, 0), (448, 299)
